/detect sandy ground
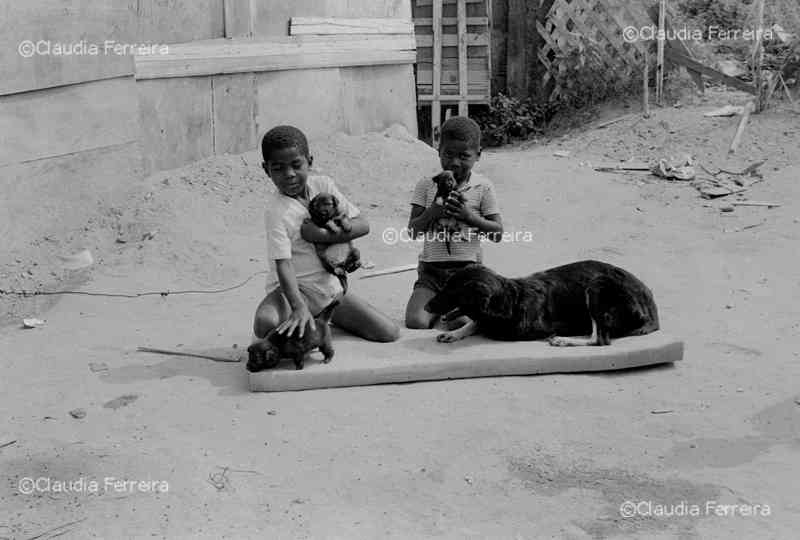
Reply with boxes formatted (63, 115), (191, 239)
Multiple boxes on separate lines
(2, 92), (800, 539)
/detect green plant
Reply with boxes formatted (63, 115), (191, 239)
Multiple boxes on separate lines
(472, 93), (553, 147)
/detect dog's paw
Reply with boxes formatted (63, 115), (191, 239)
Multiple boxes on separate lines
(547, 336), (575, 347)
(436, 332), (460, 343)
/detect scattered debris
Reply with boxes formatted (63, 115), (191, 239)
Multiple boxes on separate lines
(652, 157), (695, 181)
(720, 205), (734, 213)
(58, 249), (94, 270)
(591, 113), (638, 130)
(88, 362), (109, 373)
(731, 201), (781, 208)
(593, 163), (651, 173)
(21, 518), (87, 540)
(650, 409), (674, 414)
(22, 318), (46, 329)
(208, 467), (233, 492)
(361, 260), (376, 270)
(142, 230), (158, 241)
(103, 394), (139, 410)
(267, 410), (277, 416)
(0, 440), (17, 450)
(694, 160), (765, 199)
(716, 59), (747, 78)
(136, 346), (241, 363)
(703, 105), (744, 117)
(724, 220), (767, 233)
(69, 408), (86, 419)
(553, 150), (571, 158)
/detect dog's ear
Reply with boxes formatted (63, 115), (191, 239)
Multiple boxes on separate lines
(330, 194), (339, 209)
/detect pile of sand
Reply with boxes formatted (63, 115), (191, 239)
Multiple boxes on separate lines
(0, 125), (439, 325)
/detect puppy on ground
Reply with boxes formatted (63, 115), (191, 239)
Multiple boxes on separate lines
(247, 301), (339, 371)
(306, 193), (361, 291)
(425, 260), (659, 346)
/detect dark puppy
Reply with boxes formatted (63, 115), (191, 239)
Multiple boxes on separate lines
(307, 193), (361, 290)
(431, 171), (471, 255)
(425, 260), (659, 346)
(247, 301), (339, 371)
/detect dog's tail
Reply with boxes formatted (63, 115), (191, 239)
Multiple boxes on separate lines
(317, 300), (340, 324)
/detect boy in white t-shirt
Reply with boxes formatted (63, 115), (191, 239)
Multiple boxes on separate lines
(405, 116), (504, 329)
(251, 125), (399, 344)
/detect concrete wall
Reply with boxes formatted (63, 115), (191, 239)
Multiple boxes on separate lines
(0, 0), (417, 263)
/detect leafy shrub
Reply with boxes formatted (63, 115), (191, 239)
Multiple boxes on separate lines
(471, 94), (554, 147)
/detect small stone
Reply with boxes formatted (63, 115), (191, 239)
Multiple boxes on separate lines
(69, 408), (86, 419)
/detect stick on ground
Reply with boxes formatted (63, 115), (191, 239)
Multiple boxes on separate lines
(136, 347), (241, 363)
(729, 101), (755, 154)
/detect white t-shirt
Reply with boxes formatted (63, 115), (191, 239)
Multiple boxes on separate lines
(264, 175), (360, 297)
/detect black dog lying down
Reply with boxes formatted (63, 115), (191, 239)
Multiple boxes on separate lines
(425, 260), (659, 346)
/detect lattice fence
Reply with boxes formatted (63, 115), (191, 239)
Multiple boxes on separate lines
(535, 0), (655, 99)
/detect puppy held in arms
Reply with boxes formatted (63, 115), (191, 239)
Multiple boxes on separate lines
(306, 193), (361, 291)
(425, 260), (659, 346)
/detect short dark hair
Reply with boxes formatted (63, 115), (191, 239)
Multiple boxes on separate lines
(440, 116), (481, 150)
(261, 125), (310, 161)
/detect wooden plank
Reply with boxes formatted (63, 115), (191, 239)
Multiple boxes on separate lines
(729, 101), (755, 154)
(507, 0), (528, 98)
(137, 77), (214, 173)
(645, 4), (704, 92)
(664, 49), (756, 94)
(457, 0), (469, 116)
(134, 37), (416, 80)
(414, 16), (489, 26)
(656, 0), (666, 104)
(0, 0), (136, 96)
(416, 46), (490, 60)
(418, 94), (489, 102)
(212, 73), (256, 155)
(249, 330), (684, 392)
(431, 0), (443, 148)
(290, 17), (413, 35)
(250, 0), (411, 39)
(0, 77), (139, 167)
(136, 0), (225, 43)
(223, 0), (253, 37)
(416, 32), (490, 47)
(417, 0), (484, 5)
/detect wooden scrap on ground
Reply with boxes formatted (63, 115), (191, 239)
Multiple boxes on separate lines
(359, 263), (419, 279)
(0, 440), (17, 450)
(729, 101), (755, 154)
(731, 201), (781, 208)
(694, 160), (765, 199)
(136, 347), (241, 362)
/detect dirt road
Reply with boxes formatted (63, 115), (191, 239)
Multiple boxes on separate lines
(1, 101), (799, 539)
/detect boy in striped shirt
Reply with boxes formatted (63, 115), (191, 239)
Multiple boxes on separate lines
(404, 116), (504, 329)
